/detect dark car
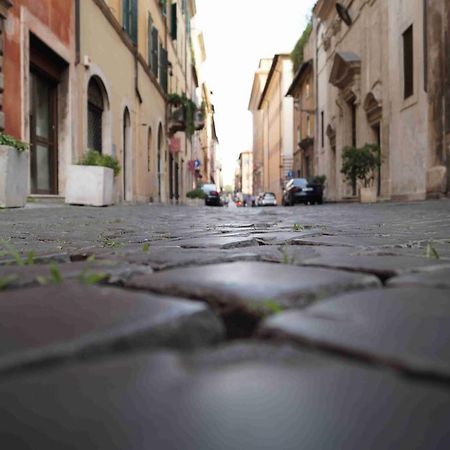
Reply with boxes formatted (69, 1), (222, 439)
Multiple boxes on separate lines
(282, 178), (323, 206)
(202, 184), (222, 206)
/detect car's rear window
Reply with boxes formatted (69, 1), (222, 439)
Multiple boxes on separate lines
(292, 179), (308, 187)
(264, 193), (275, 198)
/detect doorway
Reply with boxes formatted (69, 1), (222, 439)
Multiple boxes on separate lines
(123, 108), (131, 201)
(372, 123), (381, 196)
(30, 71), (58, 194)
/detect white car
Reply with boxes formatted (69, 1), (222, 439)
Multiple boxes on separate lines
(260, 192), (277, 206)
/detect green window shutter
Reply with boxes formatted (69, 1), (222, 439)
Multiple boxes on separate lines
(160, 47), (168, 93)
(122, 0), (130, 32)
(148, 14), (153, 66)
(171, 3), (177, 40)
(151, 28), (159, 78)
(131, 0), (138, 45)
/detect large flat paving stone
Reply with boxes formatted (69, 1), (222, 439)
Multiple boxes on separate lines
(0, 346), (449, 450)
(388, 267), (450, 289)
(127, 262), (380, 337)
(260, 287), (450, 379)
(0, 259), (153, 290)
(0, 283), (224, 374)
(302, 255), (449, 281)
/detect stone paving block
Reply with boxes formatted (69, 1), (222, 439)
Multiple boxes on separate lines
(127, 262), (380, 337)
(0, 259), (153, 290)
(0, 283), (224, 374)
(174, 235), (263, 249)
(302, 255), (449, 281)
(0, 345), (449, 450)
(260, 287), (450, 379)
(387, 267), (450, 289)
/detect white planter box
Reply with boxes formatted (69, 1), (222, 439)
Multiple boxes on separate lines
(184, 198), (205, 207)
(65, 165), (114, 207)
(360, 187), (377, 204)
(0, 145), (29, 208)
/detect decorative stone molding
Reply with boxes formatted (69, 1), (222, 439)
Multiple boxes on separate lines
(331, 18), (342, 36)
(329, 51), (361, 90)
(326, 124), (336, 148)
(363, 91), (383, 126)
(322, 32), (331, 51)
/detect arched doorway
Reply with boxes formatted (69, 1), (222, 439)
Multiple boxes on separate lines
(123, 107), (132, 201)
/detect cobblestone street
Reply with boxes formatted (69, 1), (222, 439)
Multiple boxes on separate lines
(1, 200), (450, 449)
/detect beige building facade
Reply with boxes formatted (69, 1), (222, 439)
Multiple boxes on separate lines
(2, 0), (208, 205)
(237, 151), (253, 196)
(250, 55), (294, 202)
(248, 58), (272, 196)
(287, 58), (315, 180)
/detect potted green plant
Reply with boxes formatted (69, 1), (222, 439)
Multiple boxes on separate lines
(185, 187), (207, 207)
(0, 133), (29, 208)
(341, 144), (380, 203)
(65, 150), (120, 207)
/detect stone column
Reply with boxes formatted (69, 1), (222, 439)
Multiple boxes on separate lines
(0, 0), (12, 132)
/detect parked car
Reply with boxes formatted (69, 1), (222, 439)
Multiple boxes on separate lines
(282, 178), (323, 206)
(259, 192), (277, 207)
(201, 184), (222, 206)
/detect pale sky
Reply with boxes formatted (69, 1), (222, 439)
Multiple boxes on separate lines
(195, 0), (316, 186)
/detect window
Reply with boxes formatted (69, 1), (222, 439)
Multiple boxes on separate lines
(321, 111), (324, 148)
(122, 0), (138, 44)
(351, 102), (357, 147)
(403, 25), (414, 99)
(160, 45), (168, 93)
(171, 2), (177, 40)
(150, 27), (159, 78)
(306, 82), (310, 97)
(307, 114), (311, 137)
(87, 78), (104, 152)
(147, 127), (152, 172)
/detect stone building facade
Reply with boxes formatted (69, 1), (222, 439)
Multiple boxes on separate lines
(313, 0), (448, 201)
(425, 0), (450, 196)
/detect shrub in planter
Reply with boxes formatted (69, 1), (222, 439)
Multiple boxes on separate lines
(186, 188), (207, 199)
(65, 150), (121, 207)
(308, 175), (327, 187)
(0, 133), (29, 208)
(341, 144), (380, 199)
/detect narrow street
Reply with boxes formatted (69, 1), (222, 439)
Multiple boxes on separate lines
(1, 200), (450, 448)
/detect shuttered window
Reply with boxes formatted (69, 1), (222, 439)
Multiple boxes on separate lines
(123, 0), (138, 45)
(151, 27), (159, 78)
(160, 46), (168, 93)
(171, 2), (177, 40)
(148, 14), (153, 66)
(403, 25), (414, 99)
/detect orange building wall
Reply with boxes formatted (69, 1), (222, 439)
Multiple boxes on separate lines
(4, 0), (74, 139)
